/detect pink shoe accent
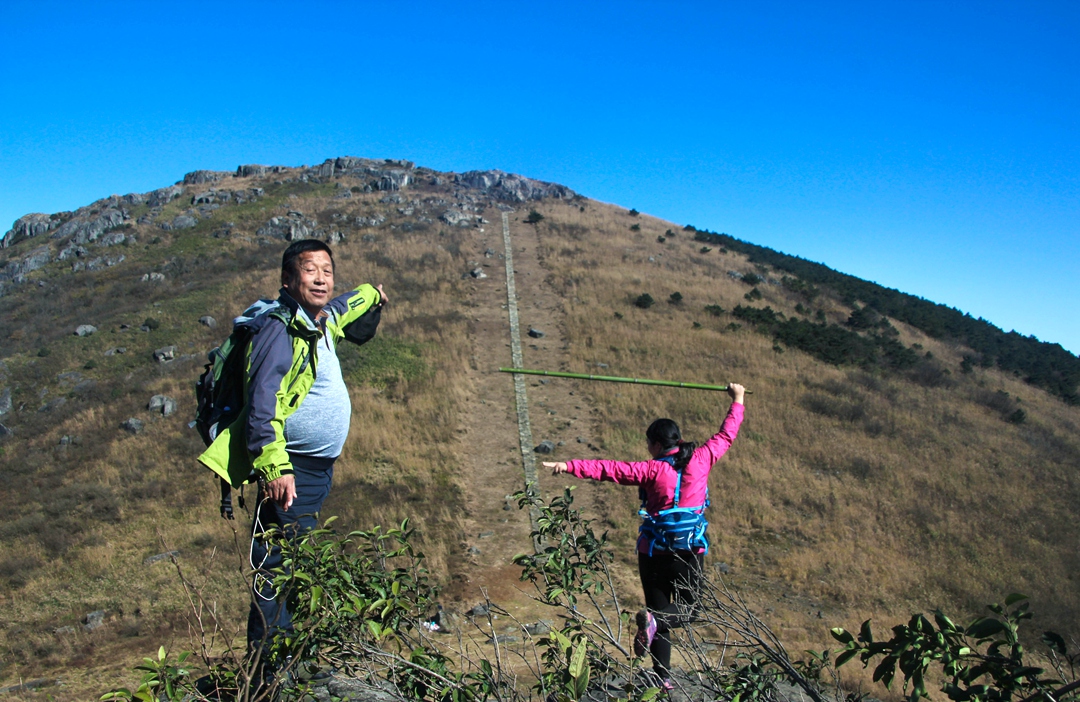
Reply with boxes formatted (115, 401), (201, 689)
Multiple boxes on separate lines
(634, 609), (657, 657)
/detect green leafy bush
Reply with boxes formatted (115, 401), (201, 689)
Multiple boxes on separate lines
(704, 304), (725, 317)
(668, 292), (683, 305)
(633, 293), (655, 309)
(525, 210), (544, 225)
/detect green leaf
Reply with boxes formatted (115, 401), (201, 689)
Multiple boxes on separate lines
(639, 687), (661, 702)
(568, 640), (587, 679)
(835, 649), (860, 668)
(966, 618), (1006, 639)
(1004, 593), (1028, 607)
(831, 628), (855, 645)
(158, 645), (166, 662)
(392, 580), (401, 596)
(1042, 631), (1067, 655)
(859, 619), (874, 643)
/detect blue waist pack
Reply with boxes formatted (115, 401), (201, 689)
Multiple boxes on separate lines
(638, 456), (709, 556)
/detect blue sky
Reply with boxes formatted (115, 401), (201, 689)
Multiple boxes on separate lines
(2, 1), (1077, 354)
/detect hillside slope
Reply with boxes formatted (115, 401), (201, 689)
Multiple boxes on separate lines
(1, 158), (1077, 698)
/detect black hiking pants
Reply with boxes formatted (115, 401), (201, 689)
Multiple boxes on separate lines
(638, 549), (705, 679)
(247, 453), (335, 661)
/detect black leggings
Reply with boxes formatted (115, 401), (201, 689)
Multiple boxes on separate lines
(638, 549), (705, 678)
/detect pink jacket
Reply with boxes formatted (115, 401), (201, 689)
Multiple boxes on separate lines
(565, 403), (744, 553)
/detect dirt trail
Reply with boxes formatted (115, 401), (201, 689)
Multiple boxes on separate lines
(449, 210), (603, 611)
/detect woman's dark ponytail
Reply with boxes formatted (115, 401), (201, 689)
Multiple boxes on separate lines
(646, 418), (696, 471)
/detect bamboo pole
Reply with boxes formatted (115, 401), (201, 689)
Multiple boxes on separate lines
(498, 368), (750, 393)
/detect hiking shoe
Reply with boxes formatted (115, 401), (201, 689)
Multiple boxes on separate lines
(633, 609), (657, 657)
(659, 677), (674, 692)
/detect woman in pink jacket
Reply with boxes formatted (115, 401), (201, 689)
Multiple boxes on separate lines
(544, 383), (746, 689)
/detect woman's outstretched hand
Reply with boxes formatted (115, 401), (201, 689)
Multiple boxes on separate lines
(544, 461), (568, 475)
(727, 382), (746, 404)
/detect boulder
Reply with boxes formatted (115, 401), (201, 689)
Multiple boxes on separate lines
(440, 210), (478, 227)
(141, 272), (166, 283)
(121, 418), (143, 434)
(54, 209), (125, 244)
(373, 170), (410, 191)
(144, 550), (180, 565)
(257, 215), (315, 241)
(121, 192), (147, 206)
(198, 316), (217, 329)
(236, 164), (269, 178)
(4, 213), (55, 247)
(148, 395), (178, 417)
(147, 185), (183, 207)
(455, 169), (575, 202)
(0, 422), (13, 437)
(1, 245), (51, 283)
(153, 346), (176, 362)
(0, 387), (10, 416)
(104, 347), (126, 356)
(169, 215), (198, 230)
(527, 327), (545, 338)
(99, 231), (127, 247)
(182, 170), (222, 185)
(470, 268), (487, 279)
(57, 243), (87, 261)
(83, 610), (107, 631)
(534, 440), (556, 454)
(74, 325), (97, 337)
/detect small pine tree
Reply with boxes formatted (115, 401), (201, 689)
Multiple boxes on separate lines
(669, 292), (683, 305)
(629, 208), (639, 217)
(634, 293), (655, 309)
(525, 210), (544, 224)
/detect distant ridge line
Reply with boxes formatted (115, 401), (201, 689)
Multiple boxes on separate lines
(689, 226), (1080, 404)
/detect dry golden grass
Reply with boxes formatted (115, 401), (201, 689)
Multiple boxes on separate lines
(2, 172), (1078, 698)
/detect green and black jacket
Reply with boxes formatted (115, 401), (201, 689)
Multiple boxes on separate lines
(198, 284), (382, 487)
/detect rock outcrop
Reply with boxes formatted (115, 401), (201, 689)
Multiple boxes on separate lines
(455, 170), (575, 202)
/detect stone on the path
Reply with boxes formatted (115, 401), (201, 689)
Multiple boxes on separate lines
(470, 267), (487, 279)
(534, 440), (556, 454)
(74, 324), (97, 337)
(104, 347), (126, 356)
(527, 327), (545, 338)
(198, 316), (217, 329)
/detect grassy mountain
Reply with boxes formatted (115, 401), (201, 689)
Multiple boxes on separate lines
(1, 158), (1077, 699)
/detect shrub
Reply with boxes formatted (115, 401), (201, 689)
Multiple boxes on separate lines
(700, 246), (712, 254)
(665, 229), (674, 237)
(668, 291), (683, 305)
(524, 210), (544, 225)
(37, 346), (50, 357)
(633, 293), (655, 309)
(1007, 408), (1027, 424)
(629, 224), (641, 232)
(742, 272), (763, 286)
(744, 287), (763, 301)
(628, 208), (639, 216)
(656, 236), (666, 243)
(683, 224), (695, 231)
(143, 317), (160, 331)
(704, 304), (725, 317)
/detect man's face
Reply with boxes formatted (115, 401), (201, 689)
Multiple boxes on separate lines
(284, 250), (335, 316)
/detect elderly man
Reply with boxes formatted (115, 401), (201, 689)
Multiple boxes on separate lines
(199, 238), (386, 668)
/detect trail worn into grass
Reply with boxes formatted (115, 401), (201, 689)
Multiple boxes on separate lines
(449, 210), (604, 611)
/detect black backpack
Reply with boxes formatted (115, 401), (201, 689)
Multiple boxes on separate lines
(194, 307), (288, 518)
